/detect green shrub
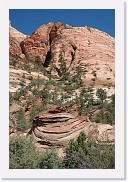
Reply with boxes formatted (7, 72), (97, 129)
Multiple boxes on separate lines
(77, 88), (94, 115)
(9, 137), (39, 169)
(96, 88), (107, 104)
(9, 133), (115, 169)
(19, 81), (25, 87)
(16, 109), (30, 131)
(91, 98), (115, 125)
(38, 151), (62, 169)
(62, 132), (115, 169)
(30, 104), (44, 123)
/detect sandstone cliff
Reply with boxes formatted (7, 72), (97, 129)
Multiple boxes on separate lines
(10, 22), (115, 87)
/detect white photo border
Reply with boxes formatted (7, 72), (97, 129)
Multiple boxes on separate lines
(0, 0), (124, 179)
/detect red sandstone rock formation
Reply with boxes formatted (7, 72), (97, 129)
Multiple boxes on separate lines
(10, 22), (115, 86)
(20, 22), (64, 63)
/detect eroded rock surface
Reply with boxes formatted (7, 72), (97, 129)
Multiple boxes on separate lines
(31, 112), (115, 148)
(20, 22), (64, 63)
(51, 26), (115, 86)
(9, 21), (28, 59)
(19, 23), (115, 86)
(31, 112), (88, 147)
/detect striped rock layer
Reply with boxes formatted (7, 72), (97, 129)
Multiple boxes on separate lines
(31, 113), (115, 148)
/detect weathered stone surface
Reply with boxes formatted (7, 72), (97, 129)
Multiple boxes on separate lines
(9, 22), (27, 43)
(20, 22), (64, 63)
(51, 26), (115, 86)
(9, 22), (27, 59)
(85, 123), (115, 143)
(31, 111), (115, 148)
(19, 22), (114, 86)
(31, 112), (88, 147)
(9, 22), (115, 86)
(10, 103), (22, 113)
(9, 36), (23, 59)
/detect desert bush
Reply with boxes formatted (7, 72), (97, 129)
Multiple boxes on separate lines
(19, 81), (25, 87)
(27, 75), (33, 80)
(91, 95), (115, 125)
(30, 104), (44, 123)
(58, 53), (68, 80)
(96, 88), (107, 104)
(25, 53), (30, 62)
(77, 88), (94, 115)
(9, 133), (115, 169)
(38, 151), (62, 169)
(9, 137), (39, 169)
(62, 132), (115, 169)
(91, 78), (95, 82)
(9, 59), (17, 67)
(16, 109), (30, 131)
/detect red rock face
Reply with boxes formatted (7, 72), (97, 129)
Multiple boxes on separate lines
(51, 26), (115, 86)
(10, 22), (115, 86)
(20, 22), (64, 63)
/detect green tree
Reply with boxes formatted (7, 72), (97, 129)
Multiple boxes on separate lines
(38, 151), (62, 169)
(16, 109), (29, 131)
(62, 132), (115, 169)
(9, 137), (39, 169)
(58, 53), (69, 81)
(77, 88), (94, 115)
(96, 88), (107, 104)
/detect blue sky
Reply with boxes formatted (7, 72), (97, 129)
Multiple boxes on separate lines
(9, 9), (115, 37)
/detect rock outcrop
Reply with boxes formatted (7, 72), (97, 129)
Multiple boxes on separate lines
(31, 112), (88, 147)
(51, 26), (115, 86)
(20, 22), (64, 64)
(31, 112), (115, 148)
(19, 22), (115, 86)
(9, 21), (28, 59)
(9, 21), (27, 43)
(9, 36), (23, 59)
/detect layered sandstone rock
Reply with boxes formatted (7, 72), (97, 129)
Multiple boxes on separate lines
(31, 112), (88, 147)
(51, 26), (115, 86)
(20, 23), (114, 86)
(9, 21), (27, 59)
(20, 22), (64, 63)
(9, 21), (27, 43)
(31, 112), (115, 148)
